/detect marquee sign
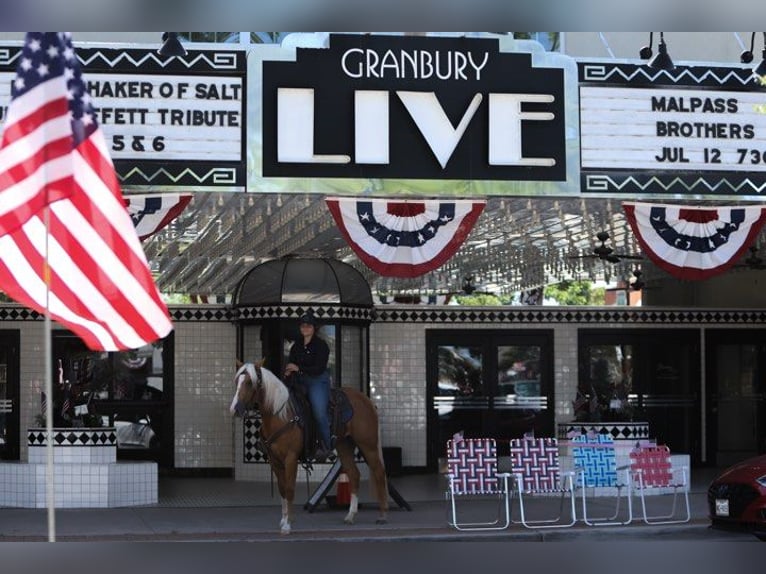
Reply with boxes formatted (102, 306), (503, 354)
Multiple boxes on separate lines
(0, 44), (247, 189)
(258, 34), (575, 193)
(579, 61), (766, 196)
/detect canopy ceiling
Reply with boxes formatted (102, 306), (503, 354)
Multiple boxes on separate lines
(142, 192), (763, 301)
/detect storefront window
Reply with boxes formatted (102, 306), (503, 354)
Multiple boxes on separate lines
(51, 332), (173, 466)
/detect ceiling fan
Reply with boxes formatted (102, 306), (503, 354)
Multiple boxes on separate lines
(570, 231), (643, 264)
(630, 269), (645, 291)
(735, 246), (766, 270)
(385, 275), (494, 304)
(455, 275), (495, 296)
(435, 275), (495, 298)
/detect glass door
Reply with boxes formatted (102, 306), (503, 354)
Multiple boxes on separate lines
(706, 330), (766, 467)
(427, 330), (554, 470)
(0, 330), (20, 460)
(579, 329), (700, 463)
(494, 338), (553, 446)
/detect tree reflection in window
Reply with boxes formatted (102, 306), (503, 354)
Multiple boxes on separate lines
(438, 346), (483, 397)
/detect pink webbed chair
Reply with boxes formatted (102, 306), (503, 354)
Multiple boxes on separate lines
(446, 438), (511, 531)
(629, 444), (690, 525)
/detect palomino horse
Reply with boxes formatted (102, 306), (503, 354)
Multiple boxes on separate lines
(230, 362), (389, 534)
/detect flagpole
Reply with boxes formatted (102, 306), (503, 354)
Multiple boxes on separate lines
(43, 204), (56, 542)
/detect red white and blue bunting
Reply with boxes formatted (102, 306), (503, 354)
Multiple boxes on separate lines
(326, 197), (486, 277)
(125, 194), (193, 241)
(623, 202), (766, 281)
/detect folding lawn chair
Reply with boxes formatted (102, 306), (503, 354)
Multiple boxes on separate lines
(508, 437), (576, 529)
(445, 437), (511, 531)
(571, 433), (632, 526)
(629, 444), (690, 525)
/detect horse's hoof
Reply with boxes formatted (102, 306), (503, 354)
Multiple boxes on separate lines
(280, 527), (291, 535)
(375, 518), (388, 525)
(343, 515), (356, 525)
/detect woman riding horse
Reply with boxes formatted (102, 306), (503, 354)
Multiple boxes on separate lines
(230, 361), (389, 534)
(284, 313), (333, 462)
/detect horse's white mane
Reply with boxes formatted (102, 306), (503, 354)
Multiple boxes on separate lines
(238, 362), (290, 421)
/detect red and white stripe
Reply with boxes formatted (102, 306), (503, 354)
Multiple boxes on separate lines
(0, 77), (74, 234)
(0, 132), (172, 350)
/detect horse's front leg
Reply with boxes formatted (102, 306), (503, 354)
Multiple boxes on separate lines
(277, 455), (299, 535)
(272, 463), (292, 535)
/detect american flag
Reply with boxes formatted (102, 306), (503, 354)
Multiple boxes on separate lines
(0, 33), (172, 351)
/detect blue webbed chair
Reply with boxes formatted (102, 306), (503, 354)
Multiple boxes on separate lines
(571, 433), (632, 526)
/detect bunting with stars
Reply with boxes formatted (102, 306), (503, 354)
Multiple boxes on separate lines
(125, 194), (192, 241)
(325, 197), (486, 277)
(623, 202), (766, 280)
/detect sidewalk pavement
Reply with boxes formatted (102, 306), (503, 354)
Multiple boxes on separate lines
(0, 472), (737, 542)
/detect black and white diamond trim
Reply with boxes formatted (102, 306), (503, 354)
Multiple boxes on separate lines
(27, 427), (117, 447)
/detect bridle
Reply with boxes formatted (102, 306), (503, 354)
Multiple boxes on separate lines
(243, 364), (300, 462)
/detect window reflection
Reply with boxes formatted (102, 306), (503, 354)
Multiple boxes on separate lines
(52, 333), (170, 461)
(437, 346), (483, 399)
(68, 343), (165, 404)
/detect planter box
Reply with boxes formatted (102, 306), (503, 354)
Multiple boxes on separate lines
(0, 427), (156, 508)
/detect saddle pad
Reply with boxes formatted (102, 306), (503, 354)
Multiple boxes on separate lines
(331, 388), (354, 425)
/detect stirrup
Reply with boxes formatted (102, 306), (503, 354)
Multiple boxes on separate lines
(255, 438), (268, 457)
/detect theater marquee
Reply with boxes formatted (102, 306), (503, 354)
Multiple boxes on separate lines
(0, 44), (247, 190)
(251, 33), (580, 197)
(579, 61), (766, 197)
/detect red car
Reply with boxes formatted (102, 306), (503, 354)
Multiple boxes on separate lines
(708, 454), (766, 539)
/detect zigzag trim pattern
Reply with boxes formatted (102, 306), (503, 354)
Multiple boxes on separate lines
(584, 174), (766, 194)
(580, 63), (754, 86)
(0, 46), (242, 71)
(77, 50), (240, 71)
(118, 167), (239, 185)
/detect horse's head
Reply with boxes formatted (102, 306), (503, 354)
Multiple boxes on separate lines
(230, 362), (261, 417)
(229, 361), (290, 419)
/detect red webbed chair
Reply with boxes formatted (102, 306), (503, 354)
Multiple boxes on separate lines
(629, 444), (690, 525)
(446, 438), (511, 531)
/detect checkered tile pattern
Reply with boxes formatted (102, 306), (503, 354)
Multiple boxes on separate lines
(630, 445), (674, 488)
(572, 434), (617, 488)
(447, 438), (499, 495)
(509, 438), (562, 492)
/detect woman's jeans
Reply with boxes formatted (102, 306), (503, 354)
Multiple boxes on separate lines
(300, 372), (332, 449)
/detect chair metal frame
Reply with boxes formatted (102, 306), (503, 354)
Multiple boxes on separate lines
(445, 438), (511, 531)
(629, 444), (690, 525)
(509, 437), (576, 529)
(571, 434), (632, 526)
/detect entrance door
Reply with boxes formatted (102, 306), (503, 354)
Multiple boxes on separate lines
(427, 330), (554, 471)
(706, 330), (766, 467)
(0, 330), (20, 460)
(579, 329), (700, 463)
